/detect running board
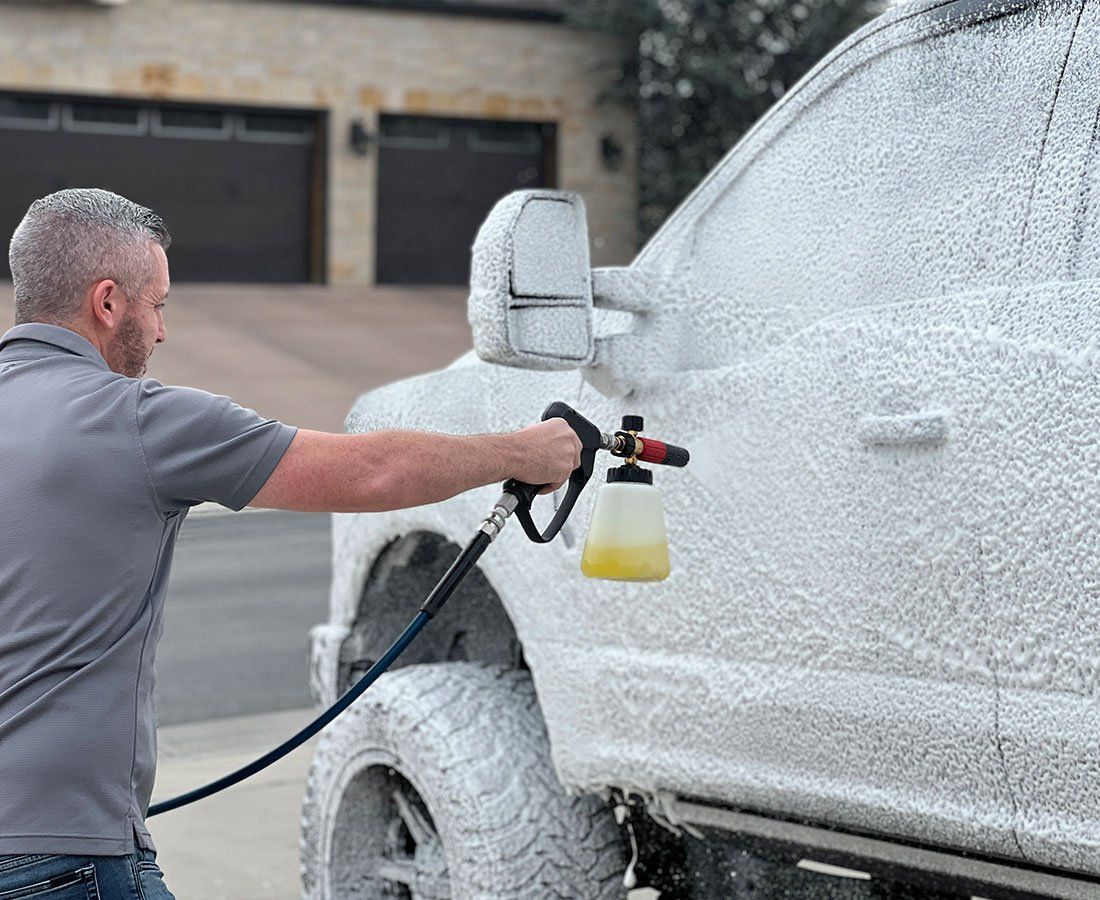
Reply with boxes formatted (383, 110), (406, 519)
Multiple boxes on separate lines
(665, 799), (1100, 900)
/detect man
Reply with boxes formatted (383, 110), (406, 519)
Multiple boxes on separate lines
(0, 188), (580, 898)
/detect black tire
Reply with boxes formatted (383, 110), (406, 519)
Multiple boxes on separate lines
(299, 662), (626, 899)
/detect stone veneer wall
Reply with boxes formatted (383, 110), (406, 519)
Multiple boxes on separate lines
(0, 0), (637, 283)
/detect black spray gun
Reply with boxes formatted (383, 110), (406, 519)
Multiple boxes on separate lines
(149, 401), (690, 817)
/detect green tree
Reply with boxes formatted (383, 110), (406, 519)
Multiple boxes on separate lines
(566, 0), (885, 242)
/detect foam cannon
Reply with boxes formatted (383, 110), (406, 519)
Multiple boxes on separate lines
(496, 402), (689, 581)
(582, 413), (690, 582)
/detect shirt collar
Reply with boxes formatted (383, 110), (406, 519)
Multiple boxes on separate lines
(0, 323), (109, 371)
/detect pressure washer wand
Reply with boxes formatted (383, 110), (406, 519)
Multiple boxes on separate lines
(419, 491), (518, 617)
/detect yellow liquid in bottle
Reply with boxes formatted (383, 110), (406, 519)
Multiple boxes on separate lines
(581, 541), (670, 581)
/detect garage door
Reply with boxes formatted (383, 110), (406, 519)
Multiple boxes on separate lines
(376, 114), (554, 285)
(0, 94), (323, 283)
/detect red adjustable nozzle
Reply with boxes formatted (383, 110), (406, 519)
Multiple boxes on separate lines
(637, 437), (690, 467)
(611, 429), (690, 467)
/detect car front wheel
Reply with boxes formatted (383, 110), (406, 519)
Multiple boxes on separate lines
(299, 662), (626, 899)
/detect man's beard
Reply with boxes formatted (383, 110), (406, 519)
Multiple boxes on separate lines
(107, 312), (149, 378)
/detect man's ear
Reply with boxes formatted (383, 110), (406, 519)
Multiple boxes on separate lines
(90, 279), (122, 330)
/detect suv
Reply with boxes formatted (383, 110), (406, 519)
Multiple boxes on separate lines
(299, 0), (1100, 896)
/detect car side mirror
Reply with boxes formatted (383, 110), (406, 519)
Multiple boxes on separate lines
(467, 190), (595, 370)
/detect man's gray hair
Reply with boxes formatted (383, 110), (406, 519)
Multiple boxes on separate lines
(9, 188), (171, 325)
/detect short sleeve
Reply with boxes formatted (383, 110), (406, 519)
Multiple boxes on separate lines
(134, 379), (298, 513)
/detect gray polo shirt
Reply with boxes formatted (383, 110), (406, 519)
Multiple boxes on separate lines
(0, 323), (298, 856)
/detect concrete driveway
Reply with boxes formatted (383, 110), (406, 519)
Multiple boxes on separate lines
(0, 282), (473, 433)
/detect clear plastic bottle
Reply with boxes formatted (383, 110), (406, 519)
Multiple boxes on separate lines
(580, 465), (670, 582)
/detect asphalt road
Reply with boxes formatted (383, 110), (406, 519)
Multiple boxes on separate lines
(155, 508), (332, 726)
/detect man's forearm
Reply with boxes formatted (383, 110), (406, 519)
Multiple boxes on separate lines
(253, 417), (578, 514)
(364, 429), (522, 512)
(249, 427), (527, 513)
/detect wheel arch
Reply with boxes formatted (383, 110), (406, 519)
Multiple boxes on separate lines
(332, 529), (524, 699)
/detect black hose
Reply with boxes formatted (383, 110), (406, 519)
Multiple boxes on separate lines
(147, 529), (493, 817)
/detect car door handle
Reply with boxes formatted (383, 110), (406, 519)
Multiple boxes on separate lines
(857, 410), (949, 446)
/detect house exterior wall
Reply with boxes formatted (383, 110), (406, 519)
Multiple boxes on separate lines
(0, 0), (637, 284)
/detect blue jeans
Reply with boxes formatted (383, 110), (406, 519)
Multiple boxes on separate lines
(0, 844), (174, 899)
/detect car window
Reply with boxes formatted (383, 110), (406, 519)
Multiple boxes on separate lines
(635, 0), (1077, 365)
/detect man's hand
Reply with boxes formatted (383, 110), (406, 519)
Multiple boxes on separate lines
(508, 418), (582, 494)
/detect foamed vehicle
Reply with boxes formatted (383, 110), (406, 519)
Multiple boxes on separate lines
(300, 0), (1100, 896)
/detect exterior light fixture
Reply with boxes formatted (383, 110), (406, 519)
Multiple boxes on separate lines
(349, 119), (374, 156)
(600, 134), (623, 171)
